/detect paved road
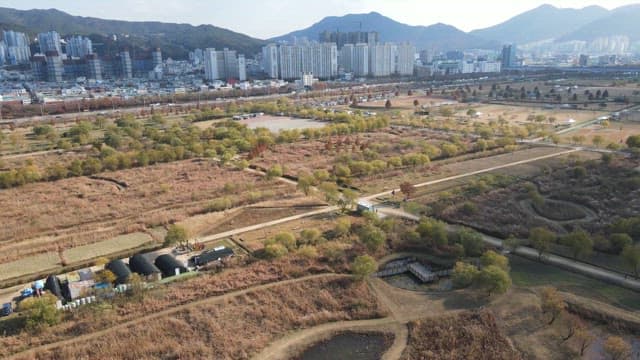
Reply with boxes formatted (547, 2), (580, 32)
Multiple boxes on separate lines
(8, 273), (346, 360)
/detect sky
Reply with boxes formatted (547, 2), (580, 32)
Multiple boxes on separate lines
(2, 0), (639, 39)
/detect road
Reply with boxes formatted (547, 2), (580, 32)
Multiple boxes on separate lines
(7, 273), (346, 360)
(362, 148), (578, 201)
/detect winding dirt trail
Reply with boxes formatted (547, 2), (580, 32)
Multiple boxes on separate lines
(7, 273), (345, 360)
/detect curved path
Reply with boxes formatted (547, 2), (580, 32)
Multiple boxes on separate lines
(7, 273), (346, 360)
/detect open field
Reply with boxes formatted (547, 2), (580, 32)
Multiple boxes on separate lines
(239, 115), (326, 132)
(0, 159), (298, 263)
(558, 120), (640, 146)
(461, 104), (606, 127)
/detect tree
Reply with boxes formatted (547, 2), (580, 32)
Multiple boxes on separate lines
(296, 172), (315, 196)
(358, 224), (386, 252)
(318, 181), (340, 203)
(502, 235), (520, 252)
(561, 313), (584, 342)
(603, 336), (631, 360)
(270, 231), (297, 250)
(416, 218), (448, 247)
(626, 135), (640, 149)
(561, 229), (593, 259)
(19, 294), (61, 331)
(476, 265), (511, 296)
(95, 269), (117, 284)
(622, 244), (640, 276)
(452, 261), (479, 288)
(351, 255), (378, 280)
(385, 99), (392, 109)
(338, 189), (358, 213)
(529, 227), (555, 259)
(400, 182), (416, 199)
(592, 135), (605, 148)
(452, 228), (485, 257)
(164, 224), (188, 247)
(480, 250), (509, 271)
(540, 287), (565, 325)
(413, 99), (420, 107)
(610, 233), (632, 254)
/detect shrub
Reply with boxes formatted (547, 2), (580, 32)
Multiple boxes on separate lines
(264, 243), (288, 259)
(480, 250), (509, 271)
(351, 255), (377, 280)
(18, 294), (61, 331)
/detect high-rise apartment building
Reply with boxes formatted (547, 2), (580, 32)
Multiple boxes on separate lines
(152, 48), (162, 68)
(369, 43), (396, 77)
(203, 48), (246, 81)
(45, 51), (63, 82)
(3, 30), (31, 64)
(87, 54), (103, 80)
(38, 31), (63, 54)
(395, 43), (416, 76)
(501, 44), (517, 69)
(66, 36), (93, 58)
(119, 51), (133, 79)
(262, 44), (279, 79)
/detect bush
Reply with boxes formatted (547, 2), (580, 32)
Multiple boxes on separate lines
(299, 228), (323, 246)
(18, 294), (61, 331)
(451, 229), (485, 257)
(205, 197), (233, 212)
(264, 243), (288, 259)
(297, 245), (319, 259)
(333, 217), (351, 238)
(351, 255), (377, 280)
(266, 164), (283, 179)
(267, 232), (297, 251)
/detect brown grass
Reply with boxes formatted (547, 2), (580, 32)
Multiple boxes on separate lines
(0, 159), (296, 263)
(402, 311), (522, 360)
(0, 256), (349, 357)
(29, 277), (385, 360)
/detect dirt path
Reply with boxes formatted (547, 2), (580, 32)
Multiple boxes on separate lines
(7, 273), (346, 360)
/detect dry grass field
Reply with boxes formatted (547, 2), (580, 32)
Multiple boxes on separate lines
(558, 120), (640, 146)
(0, 159), (297, 264)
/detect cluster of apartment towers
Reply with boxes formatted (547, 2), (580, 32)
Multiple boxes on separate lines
(260, 31), (416, 80)
(0, 30), (164, 82)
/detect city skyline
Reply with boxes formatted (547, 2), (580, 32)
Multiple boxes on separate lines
(1, 0), (639, 39)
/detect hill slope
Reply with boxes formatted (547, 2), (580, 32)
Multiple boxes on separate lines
(559, 4), (640, 42)
(271, 12), (497, 51)
(0, 7), (265, 59)
(470, 4), (609, 44)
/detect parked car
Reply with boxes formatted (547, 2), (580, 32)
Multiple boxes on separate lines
(1, 302), (12, 317)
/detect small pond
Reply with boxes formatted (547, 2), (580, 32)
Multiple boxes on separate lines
(295, 332), (393, 360)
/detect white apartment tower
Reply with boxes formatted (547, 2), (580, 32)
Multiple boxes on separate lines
(66, 36), (93, 58)
(369, 43), (396, 77)
(262, 44), (279, 79)
(204, 48), (219, 81)
(395, 43), (416, 76)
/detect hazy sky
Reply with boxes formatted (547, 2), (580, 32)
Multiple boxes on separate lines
(2, 0), (639, 38)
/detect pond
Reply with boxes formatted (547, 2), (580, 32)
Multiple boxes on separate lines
(239, 115), (326, 132)
(295, 332), (393, 360)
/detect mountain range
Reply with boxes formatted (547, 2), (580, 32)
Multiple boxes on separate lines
(0, 7), (265, 59)
(1, 4), (640, 58)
